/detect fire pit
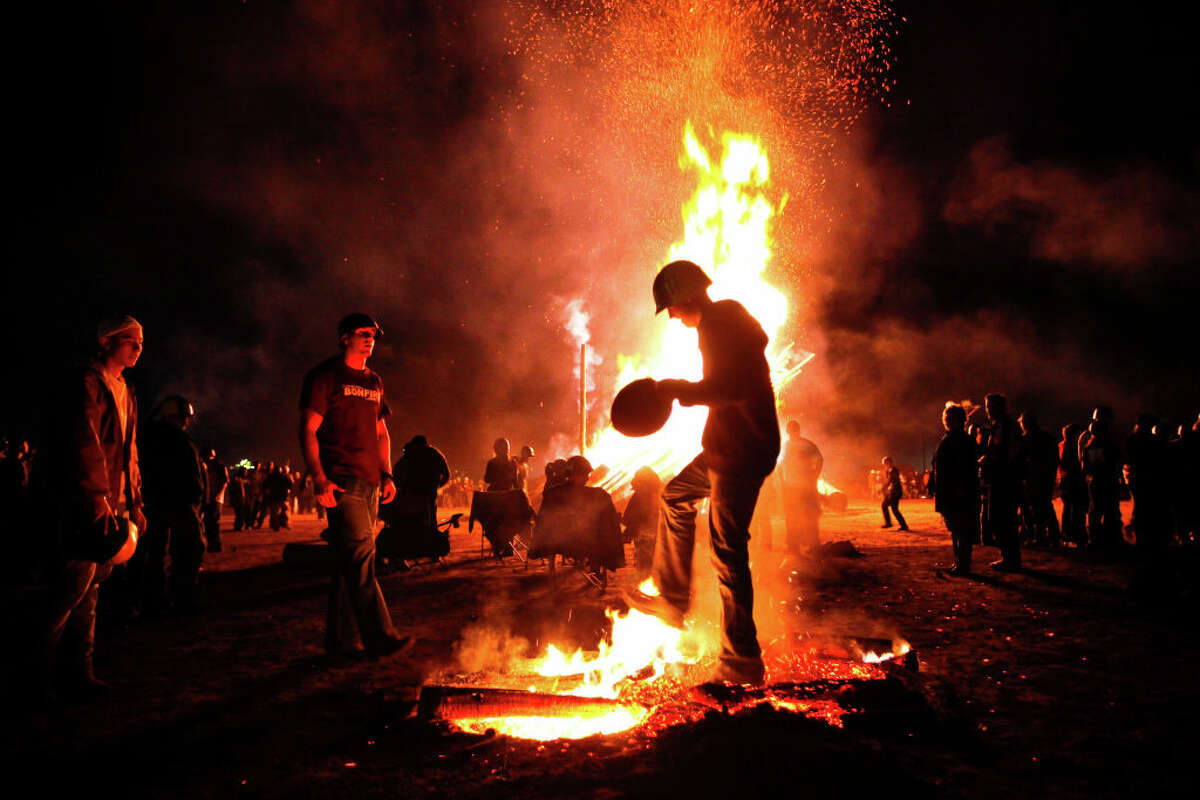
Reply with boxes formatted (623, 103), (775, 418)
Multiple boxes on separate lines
(420, 610), (918, 742)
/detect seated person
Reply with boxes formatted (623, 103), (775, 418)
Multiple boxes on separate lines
(531, 455), (625, 573)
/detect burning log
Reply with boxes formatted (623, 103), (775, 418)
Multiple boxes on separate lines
(794, 632), (919, 671)
(418, 685), (638, 721)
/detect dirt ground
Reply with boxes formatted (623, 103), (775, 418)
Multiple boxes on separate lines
(5, 497), (1196, 799)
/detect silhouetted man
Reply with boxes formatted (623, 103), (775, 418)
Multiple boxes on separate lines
(300, 313), (409, 657)
(1018, 411), (1060, 546)
(932, 404), (978, 575)
(880, 456), (907, 531)
(1127, 414), (1170, 594)
(514, 444), (535, 491)
(981, 393), (1021, 570)
(202, 448), (228, 552)
(484, 438), (518, 491)
(393, 434), (450, 530)
(140, 395), (207, 615)
(1058, 424), (1087, 546)
(627, 260), (779, 686)
(781, 419), (823, 552)
(1079, 406), (1123, 552)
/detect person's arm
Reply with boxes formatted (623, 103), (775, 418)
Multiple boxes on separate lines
(377, 417), (396, 503)
(299, 409), (341, 507)
(76, 372), (115, 522)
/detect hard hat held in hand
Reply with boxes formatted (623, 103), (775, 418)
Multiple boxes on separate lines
(611, 378), (673, 437)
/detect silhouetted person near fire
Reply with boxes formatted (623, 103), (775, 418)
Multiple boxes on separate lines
(202, 448), (228, 552)
(36, 314), (146, 701)
(532, 455), (624, 583)
(1018, 411), (1060, 547)
(484, 437), (517, 491)
(227, 466), (248, 531)
(1170, 416), (1200, 546)
(300, 313), (409, 658)
(931, 403), (978, 575)
(980, 393), (1021, 570)
(263, 463), (293, 530)
(1127, 414), (1171, 596)
(514, 444), (535, 491)
(393, 434), (450, 530)
(139, 395), (207, 616)
(1058, 424), (1087, 546)
(880, 457), (907, 531)
(781, 419), (823, 552)
(623, 466), (662, 580)
(625, 260), (779, 687)
(1079, 406), (1123, 553)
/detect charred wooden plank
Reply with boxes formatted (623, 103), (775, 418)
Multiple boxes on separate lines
(418, 685), (634, 720)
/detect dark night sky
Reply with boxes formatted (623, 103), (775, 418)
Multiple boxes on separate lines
(11, 1), (1198, 484)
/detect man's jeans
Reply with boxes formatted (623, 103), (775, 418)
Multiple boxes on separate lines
(44, 560), (113, 685)
(652, 453), (764, 672)
(325, 477), (396, 651)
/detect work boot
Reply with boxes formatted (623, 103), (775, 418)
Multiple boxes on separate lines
(712, 656), (766, 688)
(365, 634), (414, 659)
(621, 587), (685, 629)
(60, 675), (111, 704)
(989, 558), (1021, 573)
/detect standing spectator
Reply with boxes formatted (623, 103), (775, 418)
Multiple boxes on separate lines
(880, 457), (908, 531)
(980, 393), (1021, 570)
(931, 404), (978, 575)
(622, 466), (662, 580)
(514, 445), (535, 491)
(1079, 406), (1123, 552)
(1018, 411), (1061, 546)
(139, 395), (207, 615)
(227, 467), (248, 531)
(299, 313), (409, 658)
(393, 434), (450, 530)
(1127, 414), (1171, 594)
(1058, 424), (1087, 546)
(202, 448), (228, 552)
(780, 420), (824, 551)
(263, 464), (293, 530)
(37, 314), (146, 699)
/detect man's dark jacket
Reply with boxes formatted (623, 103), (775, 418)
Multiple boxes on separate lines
(673, 299), (780, 477)
(141, 419), (205, 512)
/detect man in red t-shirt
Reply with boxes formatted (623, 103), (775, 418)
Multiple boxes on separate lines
(300, 313), (409, 657)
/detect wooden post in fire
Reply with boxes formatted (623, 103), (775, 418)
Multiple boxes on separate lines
(579, 344), (587, 456)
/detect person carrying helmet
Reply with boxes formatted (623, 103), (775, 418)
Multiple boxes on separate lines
(35, 313), (146, 701)
(626, 260), (780, 686)
(300, 313), (410, 658)
(139, 394), (208, 615)
(484, 437), (518, 491)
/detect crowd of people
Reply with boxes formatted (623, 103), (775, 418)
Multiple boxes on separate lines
(925, 393), (1199, 594)
(14, 262), (1195, 705)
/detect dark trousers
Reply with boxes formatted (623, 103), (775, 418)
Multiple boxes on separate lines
(43, 560), (113, 685)
(203, 501), (222, 551)
(987, 486), (1021, 565)
(1025, 490), (1061, 545)
(652, 453), (764, 671)
(325, 478), (397, 651)
(1087, 480), (1122, 549)
(783, 487), (820, 550)
(139, 506), (206, 613)
(882, 495), (907, 529)
(941, 510), (976, 571)
(1060, 477), (1088, 544)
